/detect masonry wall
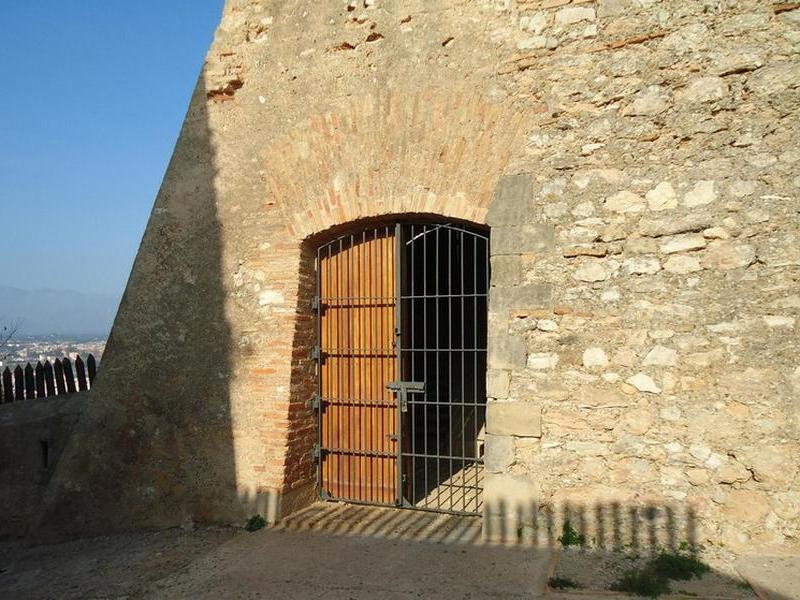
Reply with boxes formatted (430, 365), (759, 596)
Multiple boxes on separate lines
(0, 394), (88, 538)
(37, 0), (799, 559)
(480, 0), (800, 563)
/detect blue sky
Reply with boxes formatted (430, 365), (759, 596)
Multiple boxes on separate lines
(0, 2), (223, 298)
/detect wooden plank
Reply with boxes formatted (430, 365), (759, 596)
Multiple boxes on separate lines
(43, 361), (56, 397)
(54, 359), (67, 395)
(87, 354), (97, 386)
(2, 368), (12, 403)
(63, 358), (77, 394)
(14, 366), (24, 401)
(35, 361), (46, 398)
(24, 363), (35, 400)
(75, 355), (88, 391)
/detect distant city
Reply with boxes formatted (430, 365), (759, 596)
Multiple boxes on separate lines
(0, 334), (106, 370)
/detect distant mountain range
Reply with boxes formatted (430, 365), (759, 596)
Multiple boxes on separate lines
(0, 285), (119, 337)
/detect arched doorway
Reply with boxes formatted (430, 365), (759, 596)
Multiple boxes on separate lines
(313, 220), (489, 515)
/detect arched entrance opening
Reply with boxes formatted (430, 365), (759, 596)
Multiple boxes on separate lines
(313, 219), (489, 515)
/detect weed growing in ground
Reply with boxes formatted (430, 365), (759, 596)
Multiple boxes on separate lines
(557, 520), (586, 547)
(245, 514), (266, 532)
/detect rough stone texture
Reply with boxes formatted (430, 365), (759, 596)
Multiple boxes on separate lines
(484, 434), (515, 473)
(29, 0), (800, 565)
(0, 395), (88, 538)
(492, 223), (556, 255)
(487, 402), (542, 438)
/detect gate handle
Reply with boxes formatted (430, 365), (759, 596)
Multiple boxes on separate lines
(386, 381), (425, 412)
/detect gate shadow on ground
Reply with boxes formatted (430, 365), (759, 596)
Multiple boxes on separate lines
(275, 501), (794, 599)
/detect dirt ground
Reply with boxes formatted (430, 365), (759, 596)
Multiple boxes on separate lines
(0, 526), (239, 599)
(1, 504), (797, 599)
(0, 504), (548, 599)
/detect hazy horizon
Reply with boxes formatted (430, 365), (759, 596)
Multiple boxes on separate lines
(1, 284), (119, 338)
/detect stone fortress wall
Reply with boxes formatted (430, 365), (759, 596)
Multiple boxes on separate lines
(32, 0), (798, 562)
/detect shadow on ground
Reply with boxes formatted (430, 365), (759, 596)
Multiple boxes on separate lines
(2, 502), (797, 599)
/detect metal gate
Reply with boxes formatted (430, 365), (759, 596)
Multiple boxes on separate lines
(314, 221), (489, 515)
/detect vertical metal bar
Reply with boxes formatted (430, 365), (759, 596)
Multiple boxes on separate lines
(410, 224), (416, 507)
(369, 227), (383, 502)
(483, 234), (490, 512)
(385, 224), (390, 504)
(422, 224), (428, 508)
(394, 222), (403, 506)
(346, 234), (358, 499)
(360, 229), (366, 503)
(435, 225), (441, 509)
(473, 234), (479, 513)
(336, 238), (350, 498)
(330, 240), (336, 498)
(460, 230), (466, 512)
(448, 227), (454, 512)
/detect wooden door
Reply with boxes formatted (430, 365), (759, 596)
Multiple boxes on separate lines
(318, 226), (398, 504)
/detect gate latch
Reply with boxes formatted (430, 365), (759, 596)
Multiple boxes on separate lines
(386, 381), (425, 413)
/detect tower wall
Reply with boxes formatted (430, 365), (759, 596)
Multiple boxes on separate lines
(36, 0), (800, 561)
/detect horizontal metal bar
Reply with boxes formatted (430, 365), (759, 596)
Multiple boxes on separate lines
(400, 293), (488, 299)
(321, 348), (395, 353)
(319, 296), (395, 302)
(321, 447), (397, 459)
(399, 348), (488, 352)
(321, 494), (483, 517)
(320, 495), (397, 509)
(406, 400), (487, 407)
(322, 398), (395, 408)
(400, 452), (485, 462)
(402, 503), (483, 517)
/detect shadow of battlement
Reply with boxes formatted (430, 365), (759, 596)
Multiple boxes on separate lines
(484, 497), (698, 554)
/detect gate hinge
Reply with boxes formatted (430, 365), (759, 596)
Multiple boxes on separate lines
(312, 443), (322, 462)
(309, 394), (322, 411)
(310, 345), (322, 361)
(311, 295), (320, 311)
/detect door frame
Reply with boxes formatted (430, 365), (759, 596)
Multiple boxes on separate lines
(313, 218), (489, 515)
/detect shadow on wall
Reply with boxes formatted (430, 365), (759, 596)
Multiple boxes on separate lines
(484, 498), (697, 551)
(32, 76), (247, 539)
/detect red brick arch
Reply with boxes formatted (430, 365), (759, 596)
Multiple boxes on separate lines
(261, 87), (524, 239)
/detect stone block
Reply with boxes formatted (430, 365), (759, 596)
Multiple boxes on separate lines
(487, 401), (542, 437)
(483, 473), (540, 542)
(487, 369), (512, 399)
(488, 333), (527, 369)
(490, 283), (553, 312)
(486, 173), (534, 226)
(490, 255), (522, 286)
(484, 434), (515, 473)
(491, 223), (556, 256)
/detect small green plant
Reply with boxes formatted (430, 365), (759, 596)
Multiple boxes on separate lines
(557, 520), (586, 547)
(548, 577), (580, 590)
(610, 548), (709, 598)
(245, 514), (266, 532)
